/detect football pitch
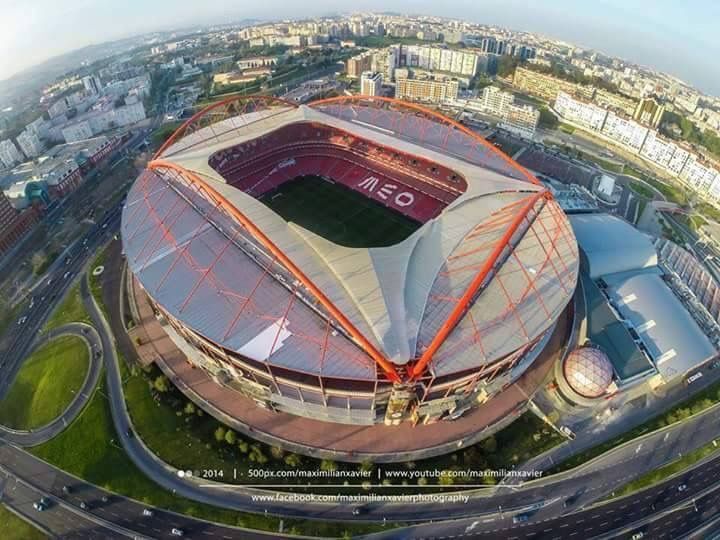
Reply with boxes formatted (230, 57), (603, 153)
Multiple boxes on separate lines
(260, 175), (421, 248)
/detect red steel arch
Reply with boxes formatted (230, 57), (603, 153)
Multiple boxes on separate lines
(154, 94), (300, 160)
(149, 93), (563, 383)
(309, 94), (542, 187)
(147, 159), (402, 383)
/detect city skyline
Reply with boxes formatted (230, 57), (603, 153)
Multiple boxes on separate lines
(1, 1), (719, 97)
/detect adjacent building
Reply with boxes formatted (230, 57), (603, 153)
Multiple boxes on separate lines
(553, 91), (720, 206)
(360, 71), (383, 96)
(0, 191), (40, 257)
(0, 140), (24, 168)
(346, 52), (373, 79)
(513, 66), (594, 102)
(82, 74), (102, 94)
(633, 97), (665, 128)
(500, 103), (540, 139)
(16, 130), (44, 159)
(395, 75), (459, 104)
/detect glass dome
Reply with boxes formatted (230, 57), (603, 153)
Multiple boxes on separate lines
(563, 347), (614, 399)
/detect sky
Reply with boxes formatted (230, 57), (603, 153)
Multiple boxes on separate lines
(2, 0), (719, 96)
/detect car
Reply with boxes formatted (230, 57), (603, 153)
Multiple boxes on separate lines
(352, 505), (368, 515)
(512, 514), (529, 524)
(171, 528), (184, 536)
(631, 532), (645, 540)
(126, 427), (134, 438)
(101, 495), (109, 503)
(142, 508), (154, 517)
(33, 501), (46, 512)
(79, 501), (89, 510)
(678, 484), (688, 492)
(17, 316), (27, 326)
(63, 272), (71, 280)
(563, 494), (580, 508)
(40, 497), (50, 507)
(62, 485), (72, 494)
(709, 360), (720, 370)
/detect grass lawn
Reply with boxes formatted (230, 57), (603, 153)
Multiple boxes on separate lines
(627, 181), (655, 199)
(0, 336), (89, 430)
(89, 249), (109, 320)
(30, 367), (388, 537)
(610, 441), (720, 499)
(0, 505), (48, 540)
(260, 175), (420, 248)
(43, 283), (91, 332)
(577, 151), (624, 173)
(624, 165), (688, 206)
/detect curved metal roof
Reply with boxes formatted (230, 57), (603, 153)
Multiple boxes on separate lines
(122, 97), (579, 382)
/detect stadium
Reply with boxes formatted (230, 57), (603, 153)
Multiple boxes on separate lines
(121, 95), (579, 431)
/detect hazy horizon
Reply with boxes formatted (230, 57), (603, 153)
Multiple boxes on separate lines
(3, 0), (719, 96)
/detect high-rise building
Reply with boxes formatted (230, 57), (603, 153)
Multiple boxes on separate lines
(395, 75), (459, 103)
(478, 86), (514, 116)
(82, 74), (102, 94)
(47, 98), (69, 119)
(360, 71), (383, 96)
(402, 45), (479, 77)
(554, 91), (608, 131)
(16, 130), (44, 159)
(0, 139), (24, 168)
(499, 103), (540, 139)
(513, 66), (594, 102)
(633, 97), (665, 128)
(345, 52), (373, 79)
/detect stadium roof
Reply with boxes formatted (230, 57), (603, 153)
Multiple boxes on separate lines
(569, 213), (657, 279)
(123, 96), (579, 382)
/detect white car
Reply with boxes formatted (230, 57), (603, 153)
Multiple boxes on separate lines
(17, 316), (27, 326)
(142, 508), (154, 517)
(171, 528), (184, 536)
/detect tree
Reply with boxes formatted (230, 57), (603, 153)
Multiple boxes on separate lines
(320, 459), (337, 472)
(284, 453), (302, 467)
(153, 375), (170, 393)
(481, 435), (497, 454)
(183, 402), (196, 415)
(270, 446), (285, 460)
(237, 440), (249, 454)
(214, 426), (226, 443)
(359, 459), (374, 473)
(438, 470), (455, 486)
(224, 430), (237, 445)
(496, 55), (521, 78)
(538, 107), (559, 129)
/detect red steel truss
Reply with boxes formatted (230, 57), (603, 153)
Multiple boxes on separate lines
(145, 94), (574, 384)
(154, 95), (299, 160)
(147, 159), (402, 383)
(409, 190), (551, 379)
(309, 95), (542, 187)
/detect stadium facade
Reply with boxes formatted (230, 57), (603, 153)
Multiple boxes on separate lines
(122, 96), (579, 427)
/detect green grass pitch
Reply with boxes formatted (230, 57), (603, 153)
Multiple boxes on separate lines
(259, 175), (421, 248)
